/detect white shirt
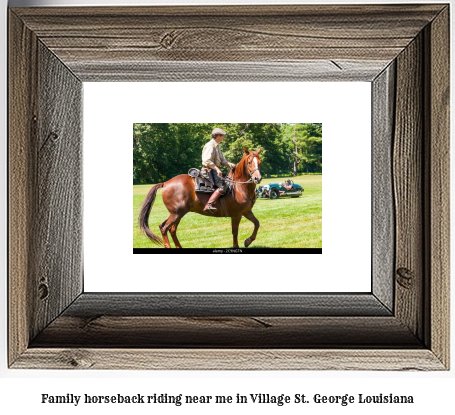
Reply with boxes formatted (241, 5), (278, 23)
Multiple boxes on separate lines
(201, 139), (228, 168)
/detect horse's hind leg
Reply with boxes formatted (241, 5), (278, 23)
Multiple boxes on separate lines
(169, 219), (182, 248)
(159, 214), (183, 248)
(243, 210), (260, 248)
(159, 218), (172, 248)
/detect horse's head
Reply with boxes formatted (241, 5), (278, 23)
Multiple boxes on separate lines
(244, 147), (262, 184)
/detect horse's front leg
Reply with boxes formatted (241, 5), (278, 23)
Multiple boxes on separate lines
(243, 210), (259, 248)
(231, 215), (241, 248)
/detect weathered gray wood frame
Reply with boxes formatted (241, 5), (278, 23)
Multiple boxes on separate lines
(8, 5), (449, 370)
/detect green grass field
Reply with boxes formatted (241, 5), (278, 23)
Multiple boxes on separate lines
(133, 175), (322, 248)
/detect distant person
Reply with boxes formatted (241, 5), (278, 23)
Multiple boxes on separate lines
(201, 128), (236, 212)
(284, 179), (293, 190)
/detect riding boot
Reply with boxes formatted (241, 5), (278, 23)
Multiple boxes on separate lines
(203, 188), (223, 212)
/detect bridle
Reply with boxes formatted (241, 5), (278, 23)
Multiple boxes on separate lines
(224, 154), (260, 185)
(246, 155), (260, 178)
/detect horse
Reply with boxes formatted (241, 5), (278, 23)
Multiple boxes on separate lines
(139, 147), (262, 248)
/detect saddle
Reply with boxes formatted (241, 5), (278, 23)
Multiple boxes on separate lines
(188, 168), (216, 193)
(188, 168), (231, 195)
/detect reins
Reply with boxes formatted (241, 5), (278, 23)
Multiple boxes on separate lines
(224, 176), (254, 185)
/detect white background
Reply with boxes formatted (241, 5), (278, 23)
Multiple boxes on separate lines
(84, 82), (371, 292)
(1, 0), (454, 414)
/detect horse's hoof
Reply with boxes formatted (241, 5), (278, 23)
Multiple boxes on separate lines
(244, 238), (251, 248)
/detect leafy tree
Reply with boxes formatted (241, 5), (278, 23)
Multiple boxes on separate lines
(133, 123), (322, 183)
(282, 123), (322, 175)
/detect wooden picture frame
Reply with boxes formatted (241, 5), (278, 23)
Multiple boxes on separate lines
(8, 4), (449, 370)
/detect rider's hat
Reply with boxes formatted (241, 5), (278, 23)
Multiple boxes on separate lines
(212, 127), (226, 136)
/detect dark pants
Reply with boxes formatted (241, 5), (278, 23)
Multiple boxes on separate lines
(203, 169), (228, 194)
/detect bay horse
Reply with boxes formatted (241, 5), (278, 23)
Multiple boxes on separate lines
(139, 147), (262, 248)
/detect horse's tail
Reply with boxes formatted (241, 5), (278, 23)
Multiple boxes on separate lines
(139, 183), (164, 246)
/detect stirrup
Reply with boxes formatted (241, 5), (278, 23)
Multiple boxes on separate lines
(204, 203), (217, 212)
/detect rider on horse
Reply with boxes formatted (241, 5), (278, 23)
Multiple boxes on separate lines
(202, 128), (236, 212)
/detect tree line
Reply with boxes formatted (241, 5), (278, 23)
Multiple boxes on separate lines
(133, 123), (322, 184)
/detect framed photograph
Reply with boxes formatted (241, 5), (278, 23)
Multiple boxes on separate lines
(8, 4), (449, 370)
(129, 121), (324, 253)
